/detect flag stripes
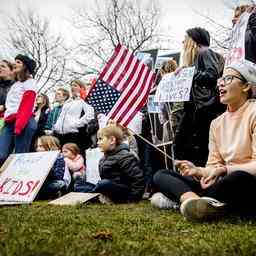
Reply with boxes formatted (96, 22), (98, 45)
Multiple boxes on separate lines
(88, 44), (156, 127)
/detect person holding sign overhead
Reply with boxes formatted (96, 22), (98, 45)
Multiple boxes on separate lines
(0, 55), (38, 166)
(173, 27), (225, 167)
(232, 4), (256, 64)
(154, 60), (256, 221)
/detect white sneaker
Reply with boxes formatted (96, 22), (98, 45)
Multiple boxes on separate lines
(180, 197), (226, 221)
(150, 192), (179, 210)
(99, 194), (113, 204)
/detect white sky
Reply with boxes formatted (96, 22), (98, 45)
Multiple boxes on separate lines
(0, 0), (236, 48)
(0, 0), (253, 63)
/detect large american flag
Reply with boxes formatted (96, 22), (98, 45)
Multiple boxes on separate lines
(86, 44), (156, 127)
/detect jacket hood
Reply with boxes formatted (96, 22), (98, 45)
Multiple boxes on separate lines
(106, 143), (130, 156)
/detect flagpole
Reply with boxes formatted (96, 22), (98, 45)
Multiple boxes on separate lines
(130, 129), (174, 161)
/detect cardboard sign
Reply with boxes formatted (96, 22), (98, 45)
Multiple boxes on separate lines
(225, 12), (250, 66)
(147, 95), (161, 113)
(136, 49), (158, 70)
(86, 148), (103, 185)
(155, 57), (173, 70)
(0, 151), (59, 204)
(127, 111), (143, 134)
(154, 67), (195, 102)
(49, 192), (100, 206)
(97, 112), (143, 134)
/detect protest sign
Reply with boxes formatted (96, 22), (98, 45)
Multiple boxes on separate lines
(136, 49), (158, 70)
(147, 95), (161, 113)
(86, 148), (103, 185)
(155, 57), (173, 70)
(154, 67), (195, 102)
(97, 112), (143, 134)
(0, 151), (59, 204)
(128, 111), (143, 134)
(225, 12), (250, 66)
(49, 192), (100, 206)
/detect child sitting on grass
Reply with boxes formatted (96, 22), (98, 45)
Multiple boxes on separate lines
(62, 143), (85, 180)
(36, 135), (71, 199)
(107, 119), (139, 159)
(75, 125), (145, 203)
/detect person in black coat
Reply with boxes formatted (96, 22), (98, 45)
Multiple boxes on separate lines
(97, 125), (145, 202)
(0, 60), (14, 118)
(75, 125), (145, 203)
(30, 93), (50, 151)
(173, 27), (225, 166)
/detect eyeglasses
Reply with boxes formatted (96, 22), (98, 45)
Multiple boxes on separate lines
(217, 75), (247, 87)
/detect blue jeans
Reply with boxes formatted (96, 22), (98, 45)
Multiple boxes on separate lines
(37, 180), (66, 200)
(0, 118), (37, 164)
(74, 178), (131, 203)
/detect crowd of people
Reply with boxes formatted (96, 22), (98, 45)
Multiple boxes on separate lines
(0, 4), (256, 222)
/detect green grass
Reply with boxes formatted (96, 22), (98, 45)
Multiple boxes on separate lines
(1, 201), (256, 256)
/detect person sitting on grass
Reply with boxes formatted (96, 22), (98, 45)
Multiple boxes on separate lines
(36, 135), (71, 199)
(75, 125), (145, 203)
(153, 60), (256, 221)
(62, 142), (86, 180)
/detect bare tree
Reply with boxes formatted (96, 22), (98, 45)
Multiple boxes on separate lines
(1, 7), (71, 93)
(72, 0), (162, 73)
(195, 0), (256, 53)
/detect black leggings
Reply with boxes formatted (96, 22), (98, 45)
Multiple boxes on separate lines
(154, 169), (256, 212)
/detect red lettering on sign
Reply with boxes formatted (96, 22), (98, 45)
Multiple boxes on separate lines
(3, 180), (19, 194)
(18, 180), (40, 196)
(30, 180), (40, 193)
(0, 178), (12, 193)
(11, 181), (23, 195)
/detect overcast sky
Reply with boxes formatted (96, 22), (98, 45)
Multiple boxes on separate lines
(0, 0), (237, 47)
(0, 0), (253, 62)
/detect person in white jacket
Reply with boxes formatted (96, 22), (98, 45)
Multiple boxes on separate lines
(53, 79), (94, 156)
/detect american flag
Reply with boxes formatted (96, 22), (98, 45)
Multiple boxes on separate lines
(86, 44), (156, 127)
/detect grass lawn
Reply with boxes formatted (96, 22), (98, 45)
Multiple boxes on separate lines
(1, 201), (256, 256)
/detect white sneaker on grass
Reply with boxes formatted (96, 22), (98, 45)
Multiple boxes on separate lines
(180, 197), (226, 221)
(99, 194), (113, 204)
(150, 192), (179, 210)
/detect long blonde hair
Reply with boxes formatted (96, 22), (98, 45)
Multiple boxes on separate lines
(36, 135), (61, 151)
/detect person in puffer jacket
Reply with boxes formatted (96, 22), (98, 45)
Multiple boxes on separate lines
(97, 125), (145, 202)
(75, 125), (145, 203)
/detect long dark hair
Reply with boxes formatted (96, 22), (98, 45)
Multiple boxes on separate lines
(15, 65), (31, 82)
(35, 94), (50, 112)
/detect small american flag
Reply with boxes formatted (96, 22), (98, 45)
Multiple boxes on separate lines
(86, 44), (156, 127)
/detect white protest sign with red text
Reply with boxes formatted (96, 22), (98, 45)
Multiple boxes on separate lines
(0, 151), (59, 204)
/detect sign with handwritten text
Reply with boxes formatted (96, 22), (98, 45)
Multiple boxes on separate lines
(147, 95), (161, 113)
(154, 67), (195, 102)
(225, 12), (250, 66)
(0, 151), (59, 204)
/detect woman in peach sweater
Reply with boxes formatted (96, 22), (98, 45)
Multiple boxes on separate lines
(153, 60), (256, 221)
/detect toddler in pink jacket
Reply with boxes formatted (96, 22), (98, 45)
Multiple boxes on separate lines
(62, 143), (85, 179)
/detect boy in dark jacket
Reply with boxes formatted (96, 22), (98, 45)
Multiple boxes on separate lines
(75, 125), (145, 203)
(96, 125), (145, 202)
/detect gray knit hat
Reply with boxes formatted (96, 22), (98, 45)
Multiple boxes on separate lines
(227, 60), (256, 85)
